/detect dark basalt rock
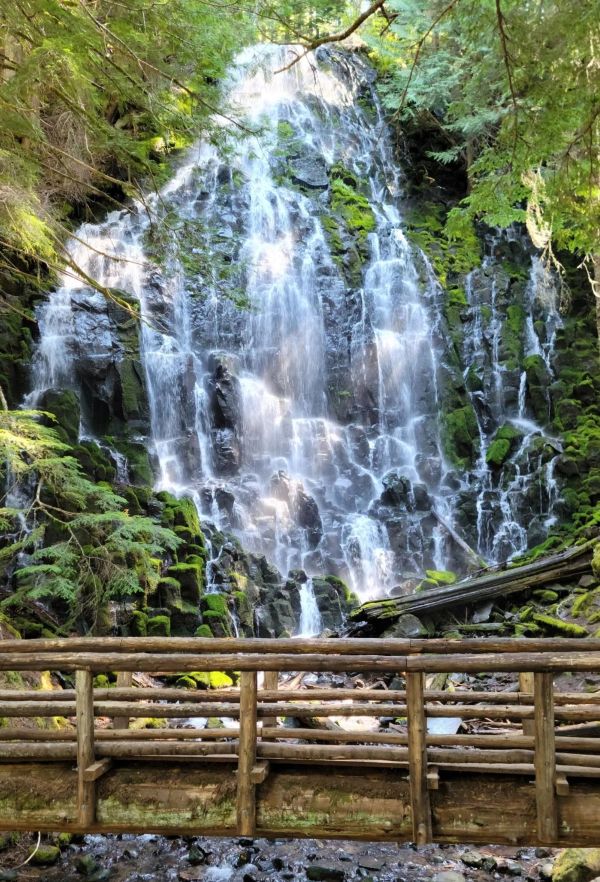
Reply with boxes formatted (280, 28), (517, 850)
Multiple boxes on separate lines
(293, 487), (323, 549)
(206, 354), (242, 475)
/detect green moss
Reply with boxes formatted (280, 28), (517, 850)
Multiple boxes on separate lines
(147, 614), (171, 636)
(130, 609), (148, 636)
(277, 120), (295, 140)
(425, 569), (457, 585)
(532, 589), (559, 603)
(73, 440), (116, 483)
(486, 438), (511, 468)
(167, 561), (204, 603)
(202, 593), (228, 615)
(39, 389), (80, 445)
(30, 845), (60, 865)
(93, 674), (111, 688)
(331, 179), (375, 242)
(552, 848), (600, 882)
(233, 590), (254, 631)
(193, 671), (234, 689)
(202, 609), (232, 637)
(532, 613), (588, 637)
(194, 624), (213, 638)
(440, 404), (479, 468)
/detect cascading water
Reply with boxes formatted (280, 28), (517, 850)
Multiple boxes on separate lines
(298, 578), (322, 637)
(27, 44), (564, 627)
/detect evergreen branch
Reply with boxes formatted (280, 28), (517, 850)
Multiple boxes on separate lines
(495, 0), (519, 160)
(76, 0), (255, 133)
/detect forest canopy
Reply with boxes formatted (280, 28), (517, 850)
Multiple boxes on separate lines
(0, 0), (598, 297)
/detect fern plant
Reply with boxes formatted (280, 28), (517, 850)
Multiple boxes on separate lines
(0, 406), (180, 631)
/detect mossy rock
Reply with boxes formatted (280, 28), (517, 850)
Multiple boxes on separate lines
(552, 848), (600, 882)
(532, 589), (559, 603)
(73, 440), (116, 483)
(30, 845), (60, 865)
(109, 439), (153, 486)
(93, 674), (111, 688)
(233, 590), (254, 633)
(486, 423), (523, 468)
(441, 405), (479, 468)
(157, 577), (182, 608)
(130, 609), (148, 637)
(425, 569), (457, 585)
(147, 614), (171, 636)
(194, 624), (213, 638)
(486, 438), (511, 468)
(500, 304), (525, 368)
(167, 561), (204, 604)
(202, 593), (228, 615)
(38, 389), (80, 444)
(202, 609), (232, 637)
(532, 613), (588, 637)
(177, 671), (234, 690)
(329, 166), (375, 256)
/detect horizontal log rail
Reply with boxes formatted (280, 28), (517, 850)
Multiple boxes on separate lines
(1, 638), (600, 844)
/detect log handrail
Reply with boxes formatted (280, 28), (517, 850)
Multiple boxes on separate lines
(2, 638), (600, 842)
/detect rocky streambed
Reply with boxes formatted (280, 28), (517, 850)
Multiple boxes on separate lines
(0, 832), (559, 882)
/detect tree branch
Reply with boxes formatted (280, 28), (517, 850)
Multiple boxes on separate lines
(275, 0), (387, 74)
(495, 0), (519, 159)
(391, 0), (461, 122)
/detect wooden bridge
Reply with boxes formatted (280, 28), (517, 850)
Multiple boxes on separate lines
(1, 637), (600, 846)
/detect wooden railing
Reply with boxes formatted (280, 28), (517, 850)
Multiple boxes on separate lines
(1, 637), (600, 843)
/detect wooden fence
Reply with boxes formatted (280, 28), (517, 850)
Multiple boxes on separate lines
(1, 637), (600, 844)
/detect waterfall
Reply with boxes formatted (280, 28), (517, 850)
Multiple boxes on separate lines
(26, 44), (564, 611)
(298, 578), (322, 637)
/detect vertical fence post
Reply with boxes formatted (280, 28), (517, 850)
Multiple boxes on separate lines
(261, 670), (278, 739)
(534, 671), (558, 843)
(407, 671), (432, 845)
(76, 668), (95, 827)
(114, 671), (133, 729)
(237, 670), (258, 836)
(519, 672), (535, 736)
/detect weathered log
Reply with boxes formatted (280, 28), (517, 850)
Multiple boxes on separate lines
(432, 509), (485, 567)
(349, 541), (594, 626)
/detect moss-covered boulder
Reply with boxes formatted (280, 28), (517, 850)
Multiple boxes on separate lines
(146, 614), (171, 636)
(167, 560), (204, 604)
(129, 610), (148, 636)
(38, 388), (80, 444)
(176, 670), (234, 689)
(552, 849), (600, 882)
(330, 174), (375, 254)
(29, 844), (60, 865)
(110, 438), (153, 486)
(441, 404), (479, 468)
(201, 593), (232, 637)
(72, 440), (116, 482)
(485, 423), (523, 469)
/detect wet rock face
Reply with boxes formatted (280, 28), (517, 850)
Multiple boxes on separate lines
(70, 290), (151, 437)
(293, 487), (323, 549)
(206, 355), (242, 475)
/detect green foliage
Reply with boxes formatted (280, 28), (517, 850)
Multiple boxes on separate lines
(0, 0), (254, 284)
(365, 0), (600, 281)
(0, 408), (180, 628)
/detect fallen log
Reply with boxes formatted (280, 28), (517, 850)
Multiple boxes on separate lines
(349, 540), (595, 629)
